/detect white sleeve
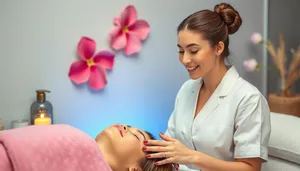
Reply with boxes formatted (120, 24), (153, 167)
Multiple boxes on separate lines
(233, 93), (271, 162)
(164, 80), (190, 139)
(164, 96), (178, 138)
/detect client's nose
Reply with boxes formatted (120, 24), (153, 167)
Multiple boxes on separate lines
(121, 125), (129, 133)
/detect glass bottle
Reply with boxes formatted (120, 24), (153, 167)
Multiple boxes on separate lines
(30, 90), (53, 125)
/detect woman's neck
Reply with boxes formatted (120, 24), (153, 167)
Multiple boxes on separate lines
(202, 63), (229, 93)
(96, 142), (126, 171)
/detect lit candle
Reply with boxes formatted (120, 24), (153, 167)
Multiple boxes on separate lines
(34, 113), (51, 125)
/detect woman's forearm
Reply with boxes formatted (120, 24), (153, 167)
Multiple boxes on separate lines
(189, 151), (260, 171)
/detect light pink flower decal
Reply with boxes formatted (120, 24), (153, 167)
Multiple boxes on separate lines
(110, 5), (150, 56)
(250, 32), (263, 44)
(68, 37), (115, 90)
(243, 58), (259, 72)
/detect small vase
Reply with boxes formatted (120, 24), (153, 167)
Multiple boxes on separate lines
(11, 119), (30, 129)
(0, 119), (3, 131)
(268, 93), (300, 117)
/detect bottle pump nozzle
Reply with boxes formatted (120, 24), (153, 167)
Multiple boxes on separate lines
(36, 90), (51, 102)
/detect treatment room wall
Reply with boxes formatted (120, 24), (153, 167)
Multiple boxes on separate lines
(0, 0), (266, 138)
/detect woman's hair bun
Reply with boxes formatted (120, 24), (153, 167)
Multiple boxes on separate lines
(214, 3), (242, 34)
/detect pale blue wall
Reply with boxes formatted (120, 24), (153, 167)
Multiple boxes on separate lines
(0, 0), (266, 138)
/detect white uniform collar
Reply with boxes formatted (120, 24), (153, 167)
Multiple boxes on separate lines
(197, 66), (240, 97)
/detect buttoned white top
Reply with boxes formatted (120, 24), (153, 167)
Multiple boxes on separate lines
(165, 66), (271, 171)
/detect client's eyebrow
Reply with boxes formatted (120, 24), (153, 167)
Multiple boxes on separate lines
(127, 125), (146, 140)
(137, 130), (146, 140)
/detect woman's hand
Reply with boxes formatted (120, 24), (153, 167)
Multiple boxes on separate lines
(143, 132), (194, 166)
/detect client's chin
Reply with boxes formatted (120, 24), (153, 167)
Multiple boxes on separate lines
(97, 126), (120, 141)
(95, 126), (122, 155)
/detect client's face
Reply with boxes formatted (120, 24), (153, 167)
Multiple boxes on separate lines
(96, 124), (151, 169)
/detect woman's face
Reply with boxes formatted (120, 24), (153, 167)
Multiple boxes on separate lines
(96, 124), (151, 167)
(177, 29), (221, 80)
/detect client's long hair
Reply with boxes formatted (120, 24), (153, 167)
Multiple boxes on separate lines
(141, 132), (173, 171)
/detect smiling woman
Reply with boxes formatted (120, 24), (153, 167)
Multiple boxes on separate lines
(142, 2), (271, 171)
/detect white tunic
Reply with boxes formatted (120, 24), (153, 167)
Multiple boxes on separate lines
(165, 66), (271, 171)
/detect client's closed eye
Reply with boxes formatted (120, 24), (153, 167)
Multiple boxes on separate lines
(129, 129), (140, 140)
(190, 50), (198, 54)
(133, 134), (139, 140)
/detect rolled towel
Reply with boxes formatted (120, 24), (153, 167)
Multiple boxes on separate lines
(0, 124), (112, 171)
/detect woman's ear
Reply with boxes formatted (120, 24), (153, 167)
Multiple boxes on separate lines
(215, 41), (225, 56)
(129, 166), (142, 171)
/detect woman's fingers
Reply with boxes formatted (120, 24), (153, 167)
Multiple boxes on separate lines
(154, 157), (174, 166)
(142, 145), (170, 152)
(145, 152), (179, 170)
(145, 152), (173, 159)
(172, 163), (179, 171)
(143, 139), (170, 146)
(159, 132), (176, 142)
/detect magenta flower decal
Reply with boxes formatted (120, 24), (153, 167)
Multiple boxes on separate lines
(68, 37), (115, 90)
(110, 5), (150, 56)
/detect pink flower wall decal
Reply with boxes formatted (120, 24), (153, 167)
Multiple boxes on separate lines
(68, 37), (115, 90)
(243, 58), (259, 72)
(110, 5), (150, 56)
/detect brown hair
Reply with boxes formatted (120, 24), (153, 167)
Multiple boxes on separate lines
(141, 132), (173, 171)
(141, 158), (173, 171)
(177, 3), (242, 58)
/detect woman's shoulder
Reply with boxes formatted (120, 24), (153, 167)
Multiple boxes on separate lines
(173, 78), (200, 100)
(234, 77), (263, 96)
(178, 78), (200, 92)
(232, 77), (268, 106)
(182, 78), (200, 89)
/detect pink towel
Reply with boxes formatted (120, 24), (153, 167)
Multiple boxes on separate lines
(0, 124), (112, 171)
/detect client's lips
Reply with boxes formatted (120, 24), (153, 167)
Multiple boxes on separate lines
(114, 125), (123, 137)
